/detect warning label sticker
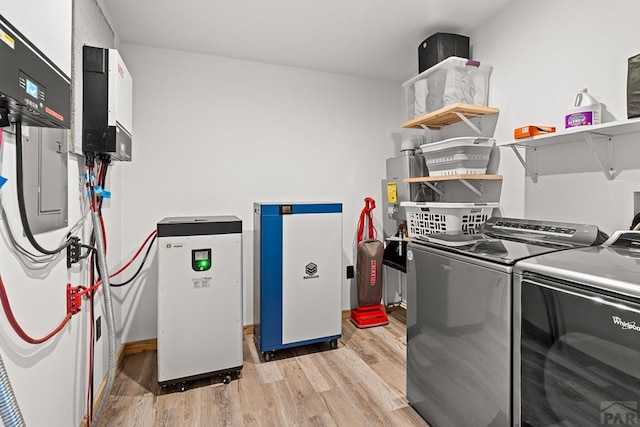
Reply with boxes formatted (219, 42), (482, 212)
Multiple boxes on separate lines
(387, 182), (398, 204)
(45, 107), (64, 122)
(0, 31), (15, 49)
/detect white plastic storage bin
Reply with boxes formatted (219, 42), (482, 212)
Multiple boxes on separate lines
(401, 202), (500, 237)
(420, 137), (495, 176)
(403, 57), (493, 119)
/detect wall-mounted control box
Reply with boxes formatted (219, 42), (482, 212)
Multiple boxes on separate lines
(82, 46), (133, 161)
(0, 14), (71, 128)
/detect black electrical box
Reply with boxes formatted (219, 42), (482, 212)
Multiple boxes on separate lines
(0, 15), (71, 128)
(418, 33), (470, 73)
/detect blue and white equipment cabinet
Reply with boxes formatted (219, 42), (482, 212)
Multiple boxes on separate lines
(253, 202), (343, 362)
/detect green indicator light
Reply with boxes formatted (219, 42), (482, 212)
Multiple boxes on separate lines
(199, 260), (210, 269)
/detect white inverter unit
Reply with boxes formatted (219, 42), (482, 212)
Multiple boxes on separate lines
(253, 202), (342, 362)
(83, 46), (133, 161)
(157, 216), (243, 388)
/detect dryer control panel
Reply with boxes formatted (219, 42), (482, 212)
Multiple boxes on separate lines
(482, 217), (601, 246)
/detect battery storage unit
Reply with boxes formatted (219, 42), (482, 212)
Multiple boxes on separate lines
(157, 216), (243, 387)
(253, 202), (343, 361)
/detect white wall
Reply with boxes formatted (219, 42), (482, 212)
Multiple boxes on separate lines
(117, 44), (401, 340)
(471, 0), (640, 233)
(0, 1), (120, 426)
(0, 0), (72, 76)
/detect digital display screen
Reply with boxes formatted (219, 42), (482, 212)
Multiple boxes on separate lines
(26, 79), (39, 99)
(192, 248), (212, 271)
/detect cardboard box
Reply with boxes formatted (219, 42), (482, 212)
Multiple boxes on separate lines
(514, 125), (556, 139)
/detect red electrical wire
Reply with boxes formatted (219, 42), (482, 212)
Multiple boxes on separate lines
(85, 289), (94, 427)
(95, 162), (104, 214)
(86, 166), (96, 213)
(79, 229), (158, 295)
(99, 214), (107, 255)
(106, 229), (157, 280)
(109, 230), (158, 279)
(0, 275), (72, 344)
(93, 164), (102, 213)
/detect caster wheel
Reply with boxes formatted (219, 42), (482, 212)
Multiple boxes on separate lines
(263, 351), (275, 362)
(223, 374), (232, 385)
(330, 339), (338, 350)
(179, 382), (188, 392)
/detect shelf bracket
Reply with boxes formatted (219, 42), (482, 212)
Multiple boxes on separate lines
(583, 133), (616, 180)
(454, 112), (482, 135)
(458, 179), (483, 198)
(510, 146), (538, 183)
(420, 181), (444, 197)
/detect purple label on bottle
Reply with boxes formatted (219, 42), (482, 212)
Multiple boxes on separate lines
(565, 111), (593, 128)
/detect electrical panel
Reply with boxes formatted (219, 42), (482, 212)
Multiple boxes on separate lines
(0, 14), (71, 129)
(21, 125), (68, 233)
(82, 46), (133, 161)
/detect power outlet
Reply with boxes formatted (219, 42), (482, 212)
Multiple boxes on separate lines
(95, 316), (101, 342)
(346, 265), (354, 279)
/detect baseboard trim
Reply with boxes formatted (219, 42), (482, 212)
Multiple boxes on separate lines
(124, 338), (157, 355)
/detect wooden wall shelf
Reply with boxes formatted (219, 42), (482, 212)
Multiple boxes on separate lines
(402, 103), (499, 130)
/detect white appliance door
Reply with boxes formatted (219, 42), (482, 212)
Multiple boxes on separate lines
(281, 212), (342, 344)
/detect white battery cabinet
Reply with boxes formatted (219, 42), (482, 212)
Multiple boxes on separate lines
(157, 216), (243, 388)
(253, 202), (342, 362)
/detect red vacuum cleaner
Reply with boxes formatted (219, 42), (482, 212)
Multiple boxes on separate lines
(351, 197), (389, 328)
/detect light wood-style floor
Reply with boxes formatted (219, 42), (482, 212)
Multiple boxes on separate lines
(96, 310), (429, 426)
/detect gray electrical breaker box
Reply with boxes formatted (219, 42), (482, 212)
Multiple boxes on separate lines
(20, 125), (68, 233)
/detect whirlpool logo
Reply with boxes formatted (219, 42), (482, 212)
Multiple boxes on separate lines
(612, 316), (640, 332)
(304, 262), (319, 279)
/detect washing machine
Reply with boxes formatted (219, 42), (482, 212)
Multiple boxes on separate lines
(513, 231), (640, 427)
(406, 217), (604, 427)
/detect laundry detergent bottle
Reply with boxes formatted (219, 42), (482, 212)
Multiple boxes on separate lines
(565, 88), (601, 128)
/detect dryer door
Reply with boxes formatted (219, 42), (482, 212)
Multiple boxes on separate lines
(517, 276), (640, 427)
